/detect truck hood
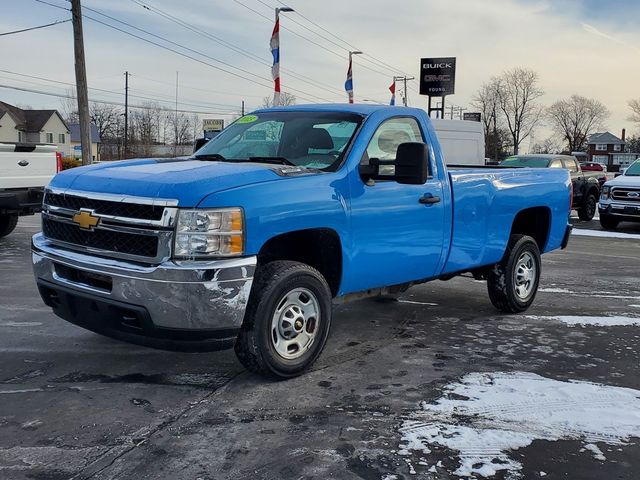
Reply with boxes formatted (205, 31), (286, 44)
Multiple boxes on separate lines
(605, 175), (640, 188)
(49, 158), (290, 206)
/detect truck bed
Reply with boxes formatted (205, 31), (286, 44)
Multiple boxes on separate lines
(441, 167), (570, 275)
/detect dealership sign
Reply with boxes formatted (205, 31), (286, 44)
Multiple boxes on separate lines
(463, 112), (482, 122)
(419, 57), (456, 96)
(203, 119), (224, 131)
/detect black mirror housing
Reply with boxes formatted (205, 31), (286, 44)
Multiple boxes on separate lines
(193, 137), (209, 153)
(395, 142), (429, 184)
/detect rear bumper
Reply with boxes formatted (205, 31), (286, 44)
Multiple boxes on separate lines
(32, 233), (256, 352)
(0, 187), (44, 215)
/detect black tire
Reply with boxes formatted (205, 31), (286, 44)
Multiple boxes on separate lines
(234, 261), (332, 379)
(599, 214), (619, 231)
(577, 193), (597, 221)
(0, 215), (18, 238)
(487, 234), (541, 313)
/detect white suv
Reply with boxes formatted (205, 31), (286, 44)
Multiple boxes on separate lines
(598, 160), (640, 230)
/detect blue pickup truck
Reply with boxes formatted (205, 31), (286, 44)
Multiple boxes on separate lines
(32, 105), (572, 378)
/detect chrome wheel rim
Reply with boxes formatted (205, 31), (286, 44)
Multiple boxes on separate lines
(271, 287), (320, 360)
(514, 251), (536, 300)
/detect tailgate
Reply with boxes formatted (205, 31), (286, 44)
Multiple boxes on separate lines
(0, 151), (57, 189)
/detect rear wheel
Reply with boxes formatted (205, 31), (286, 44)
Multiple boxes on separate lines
(0, 215), (18, 238)
(577, 193), (597, 221)
(234, 261), (332, 379)
(487, 235), (541, 313)
(599, 214), (619, 231)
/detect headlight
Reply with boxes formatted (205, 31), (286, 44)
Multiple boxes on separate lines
(601, 186), (610, 199)
(174, 208), (244, 258)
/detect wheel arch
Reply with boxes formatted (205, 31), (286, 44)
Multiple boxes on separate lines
(509, 206), (551, 252)
(257, 228), (343, 297)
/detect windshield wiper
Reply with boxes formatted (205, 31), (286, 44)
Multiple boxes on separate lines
(193, 153), (226, 161)
(248, 156), (296, 166)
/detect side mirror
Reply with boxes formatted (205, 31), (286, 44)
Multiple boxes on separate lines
(394, 142), (429, 185)
(193, 137), (209, 153)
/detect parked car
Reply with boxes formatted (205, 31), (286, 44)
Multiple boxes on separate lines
(598, 159), (640, 230)
(580, 162), (607, 173)
(500, 154), (602, 221)
(32, 105), (572, 378)
(0, 143), (60, 237)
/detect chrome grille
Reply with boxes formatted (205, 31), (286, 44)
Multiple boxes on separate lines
(611, 187), (640, 203)
(41, 189), (178, 263)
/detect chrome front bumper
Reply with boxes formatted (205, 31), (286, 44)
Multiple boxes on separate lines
(32, 233), (256, 351)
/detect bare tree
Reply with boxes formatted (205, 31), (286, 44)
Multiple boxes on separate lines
(60, 90), (79, 124)
(629, 98), (640, 126)
(496, 68), (544, 154)
(472, 78), (504, 160)
(531, 136), (562, 154)
(547, 95), (609, 153)
(261, 92), (296, 108)
(89, 102), (122, 157)
(165, 111), (193, 146)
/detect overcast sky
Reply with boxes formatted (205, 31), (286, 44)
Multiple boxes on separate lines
(2, 0), (639, 148)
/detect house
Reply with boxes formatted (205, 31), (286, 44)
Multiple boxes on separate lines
(0, 101), (70, 153)
(587, 129), (640, 171)
(69, 123), (101, 162)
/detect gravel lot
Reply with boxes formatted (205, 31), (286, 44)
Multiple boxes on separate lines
(1, 214), (639, 480)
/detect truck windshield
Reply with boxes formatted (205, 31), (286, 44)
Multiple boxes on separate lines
(500, 156), (551, 168)
(625, 161), (640, 176)
(193, 111), (363, 171)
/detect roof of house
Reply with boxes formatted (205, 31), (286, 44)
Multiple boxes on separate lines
(0, 101), (68, 133)
(69, 123), (101, 143)
(588, 132), (625, 145)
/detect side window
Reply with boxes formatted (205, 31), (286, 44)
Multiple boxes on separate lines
(563, 159), (578, 172)
(362, 117), (425, 165)
(549, 160), (562, 168)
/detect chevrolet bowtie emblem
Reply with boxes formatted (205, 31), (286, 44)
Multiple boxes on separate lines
(72, 209), (100, 230)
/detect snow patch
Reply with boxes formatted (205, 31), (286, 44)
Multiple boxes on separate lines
(398, 372), (640, 478)
(538, 287), (573, 293)
(572, 228), (640, 240)
(527, 315), (640, 327)
(583, 443), (606, 461)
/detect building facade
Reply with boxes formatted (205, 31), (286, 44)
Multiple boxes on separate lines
(0, 101), (71, 153)
(587, 130), (640, 171)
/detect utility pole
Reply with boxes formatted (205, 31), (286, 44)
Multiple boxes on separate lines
(70, 0), (92, 166)
(174, 71), (179, 147)
(393, 76), (414, 107)
(241, 100), (245, 116)
(123, 71), (129, 157)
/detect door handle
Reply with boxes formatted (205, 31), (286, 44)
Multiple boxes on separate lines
(18, 160), (29, 167)
(419, 194), (441, 205)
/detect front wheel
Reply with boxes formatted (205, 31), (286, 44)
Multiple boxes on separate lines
(577, 193), (597, 221)
(234, 261), (332, 379)
(0, 214), (18, 238)
(599, 214), (619, 231)
(487, 235), (541, 313)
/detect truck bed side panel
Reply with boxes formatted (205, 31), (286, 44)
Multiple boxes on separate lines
(441, 168), (570, 275)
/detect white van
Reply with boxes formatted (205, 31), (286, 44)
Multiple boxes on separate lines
(431, 119), (485, 166)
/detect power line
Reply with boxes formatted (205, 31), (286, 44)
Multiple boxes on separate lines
(32, 0), (332, 103)
(0, 70), (242, 112)
(0, 18), (70, 36)
(130, 0), (346, 97)
(0, 83), (241, 115)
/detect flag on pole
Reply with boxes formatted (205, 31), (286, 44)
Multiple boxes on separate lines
(345, 58), (353, 104)
(271, 18), (281, 106)
(389, 82), (396, 106)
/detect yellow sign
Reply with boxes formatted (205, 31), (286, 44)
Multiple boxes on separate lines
(72, 209), (100, 230)
(203, 119), (225, 131)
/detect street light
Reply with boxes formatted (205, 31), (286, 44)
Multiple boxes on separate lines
(272, 7), (294, 106)
(346, 50), (363, 103)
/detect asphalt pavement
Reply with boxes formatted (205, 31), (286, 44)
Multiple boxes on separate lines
(1, 214), (639, 480)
